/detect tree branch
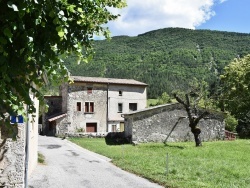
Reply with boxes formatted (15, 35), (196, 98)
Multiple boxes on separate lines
(194, 111), (210, 125)
(173, 93), (193, 124)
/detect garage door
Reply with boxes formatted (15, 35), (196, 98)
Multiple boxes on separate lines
(86, 123), (97, 132)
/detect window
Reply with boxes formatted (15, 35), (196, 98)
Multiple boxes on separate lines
(120, 122), (124, 132)
(76, 102), (81, 111)
(129, 103), (137, 111)
(87, 87), (92, 94)
(112, 125), (117, 132)
(118, 103), (123, 113)
(119, 90), (122, 96)
(85, 102), (94, 113)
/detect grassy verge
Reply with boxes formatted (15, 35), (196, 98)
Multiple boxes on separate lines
(147, 99), (158, 107)
(69, 138), (250, 188)
(38, 152), (45, 164)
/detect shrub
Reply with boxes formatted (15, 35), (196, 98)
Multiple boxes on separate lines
(225, 114), (238, 132)
(236, 120), (250, 138)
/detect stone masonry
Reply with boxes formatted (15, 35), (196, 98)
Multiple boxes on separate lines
(123, 103), (225, 143)
(43, 77), (147, 136)
(0, 124), (26, 188)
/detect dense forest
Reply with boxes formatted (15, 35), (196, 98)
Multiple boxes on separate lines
(63, 27), (250, 98)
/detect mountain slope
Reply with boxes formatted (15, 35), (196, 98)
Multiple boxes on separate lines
(64, 28), (250, 98)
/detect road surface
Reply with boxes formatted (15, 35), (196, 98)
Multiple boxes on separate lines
(28, 136), (163, 188)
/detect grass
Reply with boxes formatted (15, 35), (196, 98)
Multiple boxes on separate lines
(147, 98), (159, 106)
(147, 99), (178, 107)
(38, 152), (45, 164)
(69, 138), (250, 188)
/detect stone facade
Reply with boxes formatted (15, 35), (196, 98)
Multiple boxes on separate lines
(123, 103), (225, 143)
(43, 76), (147, 136)
(61, 82), (108, 134)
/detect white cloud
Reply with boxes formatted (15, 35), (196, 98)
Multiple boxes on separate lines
(218, 0), (228, 3)
(106, 0), (226, 36)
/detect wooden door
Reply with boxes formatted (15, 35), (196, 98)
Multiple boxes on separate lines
(86, 123), (97, 132)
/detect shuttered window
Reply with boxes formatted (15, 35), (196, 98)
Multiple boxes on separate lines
(112, 125), (117, 132)
(85, 102), (94, 113)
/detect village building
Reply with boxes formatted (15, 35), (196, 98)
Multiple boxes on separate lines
(42, 76), (148, 136)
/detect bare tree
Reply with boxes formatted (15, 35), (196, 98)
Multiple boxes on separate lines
(173, 93), (209, 146)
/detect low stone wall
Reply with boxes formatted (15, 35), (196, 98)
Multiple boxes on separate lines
(65, 132), (108, 138)
(0, 124), (26, 188)
(123, 103), (225, 143)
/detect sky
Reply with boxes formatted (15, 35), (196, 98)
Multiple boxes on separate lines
(105, 0), (250, 37)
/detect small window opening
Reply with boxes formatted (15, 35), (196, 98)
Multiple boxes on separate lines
(77, 102), (81, 111)
(118, 103), (123, 113)
(112, 125), (117, 132)
(129, 103), (137, 111)
(87, 87), (93, 94)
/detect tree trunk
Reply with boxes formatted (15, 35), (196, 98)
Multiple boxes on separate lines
(173, 93), (209, 147)
(191, 127), (202, 147)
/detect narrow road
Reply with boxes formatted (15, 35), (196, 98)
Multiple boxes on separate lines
(28, 136), (163, 188)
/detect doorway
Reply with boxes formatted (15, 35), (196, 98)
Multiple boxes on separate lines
(86, 123), (97, 132)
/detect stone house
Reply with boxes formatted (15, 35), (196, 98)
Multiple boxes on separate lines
(123, 103), (225, 143)
(42, 76), (147, 136)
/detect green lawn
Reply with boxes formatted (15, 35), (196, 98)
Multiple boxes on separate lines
(69, 138), (250, 188)
(147, 98), (158, 107)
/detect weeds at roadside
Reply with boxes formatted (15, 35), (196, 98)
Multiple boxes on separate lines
(38, 152), (45, 164)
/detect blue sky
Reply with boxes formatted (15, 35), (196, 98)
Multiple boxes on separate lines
(197, 0), (250, 33)
(105, 0), (250, 37)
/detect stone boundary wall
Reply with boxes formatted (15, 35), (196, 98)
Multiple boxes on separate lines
(0, 124), (26, 188)
(65, 132), (108, 138)
(123, 103), (225, 143)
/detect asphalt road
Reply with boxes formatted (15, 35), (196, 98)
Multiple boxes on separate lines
(28, 136), (163, 188)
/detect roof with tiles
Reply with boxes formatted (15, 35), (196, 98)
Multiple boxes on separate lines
(71, 76), (148, 86)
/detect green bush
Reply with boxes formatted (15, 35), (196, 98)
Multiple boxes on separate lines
(236, 119), (250, 138)
(157, 92), (172, 105)
(225, 114), (238, 132)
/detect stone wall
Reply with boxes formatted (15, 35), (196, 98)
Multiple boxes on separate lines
(56, 120), (69, 136)
(0, 124), (26, 188)
(0, 96), (38, 187)
(124, 103), (225, 143)
(65, 132), (108, 138)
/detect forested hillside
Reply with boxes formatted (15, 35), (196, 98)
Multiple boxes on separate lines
(64, 28), (250, 98)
